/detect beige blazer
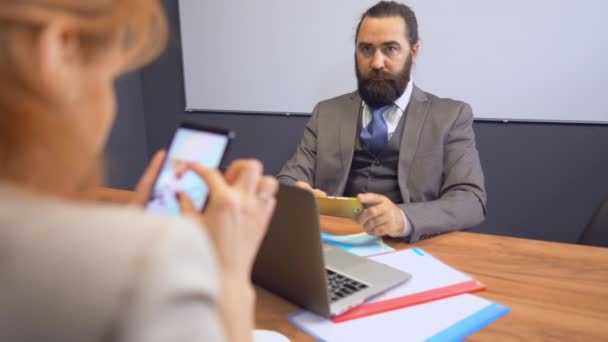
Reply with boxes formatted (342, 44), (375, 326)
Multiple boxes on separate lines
(0, 187), (224, 342)
(278, 86), (486, 242)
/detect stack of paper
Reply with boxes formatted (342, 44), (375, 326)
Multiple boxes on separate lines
(290, 294), (509, 342)
(334, 248), (485, 322)
(288, 248), (509, 341)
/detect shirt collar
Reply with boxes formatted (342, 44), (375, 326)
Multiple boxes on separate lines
(394, 79), (413, 113)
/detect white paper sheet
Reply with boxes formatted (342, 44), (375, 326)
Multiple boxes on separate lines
(366, 248), (473, 302)
(290, 294), (498, 342)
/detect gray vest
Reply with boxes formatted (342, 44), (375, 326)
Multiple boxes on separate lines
(343, 109), (407, 203)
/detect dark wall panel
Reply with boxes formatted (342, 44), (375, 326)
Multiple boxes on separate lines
(473, 122), (608, 242)
(104, 72), (148, 190)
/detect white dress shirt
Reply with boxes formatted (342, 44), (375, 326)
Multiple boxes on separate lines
(360, 81), (414, 238)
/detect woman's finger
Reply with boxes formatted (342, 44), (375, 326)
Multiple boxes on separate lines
(224, 160), (251, 185)
(177, 191), (198, 217)
(230, 160), (263, 193)
(188, 163), (229, 196)
(130, 150), (166, 207)
(257, 176), (279, 201)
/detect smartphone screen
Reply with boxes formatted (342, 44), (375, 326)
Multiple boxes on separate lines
(145, 123), (233, 216)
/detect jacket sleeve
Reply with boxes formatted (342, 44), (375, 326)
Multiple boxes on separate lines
(277, 103), (321, 186)
(117, 218), (225, 342)
(400, 103), (487, 243)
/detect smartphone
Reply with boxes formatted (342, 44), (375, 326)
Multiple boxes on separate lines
(145, 122), (234, 216)
(316, 196), (363, 218)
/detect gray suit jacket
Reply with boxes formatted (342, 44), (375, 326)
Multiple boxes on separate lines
(0, 187), (224, 342)
(278, 86), (486, 242)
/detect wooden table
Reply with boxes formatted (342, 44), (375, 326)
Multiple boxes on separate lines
(95, 188), (608, 340)
(256, 217), (608, 341)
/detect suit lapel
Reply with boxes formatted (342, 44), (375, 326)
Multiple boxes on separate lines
(336, 92), (362, 194)
(398, 85), (429, 202)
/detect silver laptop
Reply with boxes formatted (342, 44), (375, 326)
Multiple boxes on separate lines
(252, 183), (411, 318)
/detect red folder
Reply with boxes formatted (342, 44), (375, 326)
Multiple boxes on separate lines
(333, 279), (485, 323)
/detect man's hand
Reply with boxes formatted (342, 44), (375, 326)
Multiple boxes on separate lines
(355, 193), (405, 237)
(294, 181), (327, 197)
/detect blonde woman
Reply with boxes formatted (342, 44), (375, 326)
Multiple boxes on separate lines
(0, 1), (277, 341)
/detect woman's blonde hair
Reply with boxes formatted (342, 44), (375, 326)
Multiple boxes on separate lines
(0, 0), (167, 196)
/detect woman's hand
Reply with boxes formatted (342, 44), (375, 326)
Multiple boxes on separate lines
(129, 150), (166, 207)
(178, 159), (278, 278)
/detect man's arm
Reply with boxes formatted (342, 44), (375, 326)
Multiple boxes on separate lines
(401, 103), (486, 243)
(277, 103), (320, 186)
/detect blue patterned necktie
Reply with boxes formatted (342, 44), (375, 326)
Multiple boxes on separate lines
(360, 105), (390, 156)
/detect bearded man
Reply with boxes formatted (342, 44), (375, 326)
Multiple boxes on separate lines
(278, 1), (486, 243)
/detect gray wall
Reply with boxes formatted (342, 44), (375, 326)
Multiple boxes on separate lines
(178, 0), (608, 123)
(106, 0), (608, 244)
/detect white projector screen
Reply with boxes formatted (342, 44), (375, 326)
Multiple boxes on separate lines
(178, 0), (608, 124)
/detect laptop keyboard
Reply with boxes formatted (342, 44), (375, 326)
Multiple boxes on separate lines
(326, 269), (368, 303)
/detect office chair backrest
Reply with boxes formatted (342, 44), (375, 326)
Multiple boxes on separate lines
(579, 196), (608, 248)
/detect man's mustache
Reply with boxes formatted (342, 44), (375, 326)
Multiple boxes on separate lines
(363, 70), (398, 81)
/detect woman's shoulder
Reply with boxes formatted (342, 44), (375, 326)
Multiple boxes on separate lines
(0, 193), (221, 341)
(1, 196), (213, 274)
(0, 191), (215, 282)
(2, 191), (195, 236)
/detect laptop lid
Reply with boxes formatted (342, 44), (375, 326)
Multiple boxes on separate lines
(253, 183), (411, 318)
(252, 183), (332, 317)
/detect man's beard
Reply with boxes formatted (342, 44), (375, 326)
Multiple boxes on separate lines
(356, 54), (412, 109)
